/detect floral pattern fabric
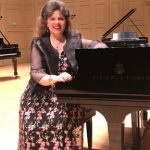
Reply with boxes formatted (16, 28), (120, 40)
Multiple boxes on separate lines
(18, 52), (86, 150)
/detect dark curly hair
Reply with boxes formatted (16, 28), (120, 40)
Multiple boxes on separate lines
(34, 0), (72, 37)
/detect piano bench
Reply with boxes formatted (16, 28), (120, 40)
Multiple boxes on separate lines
(84, 109), (96, 150)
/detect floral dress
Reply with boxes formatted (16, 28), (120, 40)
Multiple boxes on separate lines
(18, 51), (86, 150)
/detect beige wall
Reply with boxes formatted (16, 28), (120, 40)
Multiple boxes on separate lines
(0, 0), (35, 66)
(64, 0), (150, 39)
(0, 0), (150, 66)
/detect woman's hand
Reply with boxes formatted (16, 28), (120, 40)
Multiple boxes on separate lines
(51, 72), (72, 84)
(38, 72), (72, 86)
(58, 72), (72, 83)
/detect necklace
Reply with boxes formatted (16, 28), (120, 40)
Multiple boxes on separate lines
(50, 35), (66, 56)
(51, 38), (66, 52)
(55, 41), (61, 49)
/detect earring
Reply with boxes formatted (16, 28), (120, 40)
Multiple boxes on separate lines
(47, 27), (49, 32)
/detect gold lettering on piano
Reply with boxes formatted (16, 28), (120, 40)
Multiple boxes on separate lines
(91, 75), (150, 80)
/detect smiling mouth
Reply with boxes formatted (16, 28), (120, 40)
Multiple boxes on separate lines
(53, 25), (61, 29)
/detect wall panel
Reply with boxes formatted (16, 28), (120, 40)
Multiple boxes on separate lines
(0, 2), (4, 66)
(109, 0), (124, 37)
(144, 0), (150, 39)
(5, 6), (23, 29)
(92, 0), (109, 40)
(124, 0), (147, 37)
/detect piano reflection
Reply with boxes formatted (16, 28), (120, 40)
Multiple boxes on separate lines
(0, 30), (21, 77)
(56, 8), (150, 150)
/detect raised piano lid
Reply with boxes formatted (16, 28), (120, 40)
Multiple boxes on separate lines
(101, 8), (148, 47)
(102, 8), (136, 40)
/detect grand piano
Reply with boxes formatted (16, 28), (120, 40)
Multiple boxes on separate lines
(0, 30), (21, 77)
(56, 8), (150, 150)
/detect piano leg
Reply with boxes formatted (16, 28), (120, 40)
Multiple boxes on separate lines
(86, 118), (93, 150)
(12, 57), (19, 78)
(107, 122), (124, 150)
(132, 111), (150, 149)
(86, 106), (136, 150)
(141, 111), (148, 127)
(87, 106), (127, 150)
(131, 112), (141, 149)
(84, 109), (96, 149)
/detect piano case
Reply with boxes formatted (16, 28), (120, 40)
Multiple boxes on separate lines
(56, 47), (150, 95)
(72, 47), (150, 94)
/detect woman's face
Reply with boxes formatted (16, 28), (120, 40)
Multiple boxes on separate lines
(47, 10), (66, 37)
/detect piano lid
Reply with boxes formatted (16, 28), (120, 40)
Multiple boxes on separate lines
(101, 8), (149, 47)
(102, 8), (136, 40)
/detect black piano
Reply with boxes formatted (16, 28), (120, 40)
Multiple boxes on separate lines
(0, 30), (21, 77)
(57, 46), (150, 95)
(56, 8), (150, 150)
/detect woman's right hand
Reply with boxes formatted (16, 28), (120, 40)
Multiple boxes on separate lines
(50, 72), (72, 84)
(57, 72), (72, 83)
(39, 72), (72, 86)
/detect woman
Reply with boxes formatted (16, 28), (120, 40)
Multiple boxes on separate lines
(18, 0), (107, 149)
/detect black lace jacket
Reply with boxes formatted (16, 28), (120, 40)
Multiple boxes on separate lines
(29, 33), (83, 91)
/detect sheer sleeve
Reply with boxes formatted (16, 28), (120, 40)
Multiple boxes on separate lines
(30, 44), (47, 83)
